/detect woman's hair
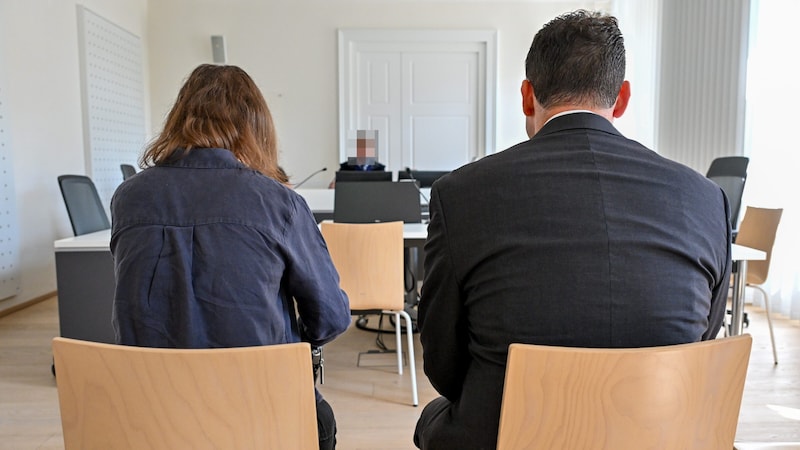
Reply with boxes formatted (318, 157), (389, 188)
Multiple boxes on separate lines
(141, 64), (288, 184)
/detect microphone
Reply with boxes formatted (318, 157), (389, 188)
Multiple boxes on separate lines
(292, 167), (327, 189)
(401, 168), (429, 203)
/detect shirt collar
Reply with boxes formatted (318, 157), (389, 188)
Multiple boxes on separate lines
(544, 109), (598, 126)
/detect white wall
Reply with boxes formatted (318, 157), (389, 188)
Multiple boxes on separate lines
(0, 0), (632, 313)
(611, 0), (661, 150)
(0, 0), (148, 313)
(147, 0), (604, 188)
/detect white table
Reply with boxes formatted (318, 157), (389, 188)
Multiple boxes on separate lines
(54, 229), (116, 343)
(53, 224), (429, 344)
(54, 225), (429, 251)
(730, 243), (766, 336)
(54, 228), (111, 250)
(55, 229), (758, 341)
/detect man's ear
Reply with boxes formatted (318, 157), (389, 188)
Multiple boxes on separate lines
(521, 79), (535, 117)
(612, 80), (631, 118)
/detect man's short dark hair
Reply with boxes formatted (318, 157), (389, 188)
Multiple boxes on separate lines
(525, 10), (625, 109)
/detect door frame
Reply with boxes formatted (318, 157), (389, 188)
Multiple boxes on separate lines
(337, 29), (497, 164)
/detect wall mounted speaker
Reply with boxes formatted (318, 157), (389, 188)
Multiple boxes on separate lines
(211, 35), (226, 64)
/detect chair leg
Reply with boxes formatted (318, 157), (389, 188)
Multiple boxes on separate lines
(723, 310), (730, 337)
(398, 309), (419, 407)
(394, 311), (404, 375)
(751, 285), (778, 365)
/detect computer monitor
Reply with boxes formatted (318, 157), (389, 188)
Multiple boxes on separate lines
(397, 169), (450, 188)
(335, 171), (392, 183)
(334, 181), (422, 224)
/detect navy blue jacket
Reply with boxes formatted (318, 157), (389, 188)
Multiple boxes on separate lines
(110, 148), (350, 354)
(416, 113), (732, 449)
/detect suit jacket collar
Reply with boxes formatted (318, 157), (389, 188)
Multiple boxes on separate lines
(535, 112), (622, 138)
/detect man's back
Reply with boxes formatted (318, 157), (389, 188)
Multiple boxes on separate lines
(416, 113), (731, 449)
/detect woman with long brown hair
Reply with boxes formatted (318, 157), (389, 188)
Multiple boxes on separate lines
(111, 64), (350, 449)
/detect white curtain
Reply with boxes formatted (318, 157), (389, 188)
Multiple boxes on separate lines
(743, 0), (800, 319)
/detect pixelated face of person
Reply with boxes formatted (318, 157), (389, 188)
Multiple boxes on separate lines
(355, 130), (378, 165)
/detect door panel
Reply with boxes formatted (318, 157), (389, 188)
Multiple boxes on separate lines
(357, 52), (401, 167)
(404, 52), (478, 170)
(340, 30), (496, 175)
(411, 116), (470, 169)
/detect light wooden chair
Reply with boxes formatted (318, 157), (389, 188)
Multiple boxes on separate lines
(735, 206), (783, 364)
(497, 335), (753, 450)
(320, 221), (419, 406)
(52, 337), (318, 450)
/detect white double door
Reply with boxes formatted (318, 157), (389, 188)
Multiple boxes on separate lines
(340, 30), (495, 173)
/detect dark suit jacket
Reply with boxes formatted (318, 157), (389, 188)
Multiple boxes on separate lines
(416, 113), (732, 449)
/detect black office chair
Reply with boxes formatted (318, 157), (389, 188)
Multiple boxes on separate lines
(706, 156), (751, 333)
(397, 168), (450, 188)
(57, 175), (110, 236)
(120, 164), (136, 180)
(706, 156), (749, 234)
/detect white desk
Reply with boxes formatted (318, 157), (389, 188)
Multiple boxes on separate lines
(55, 229), (755, 341)
(54, 229), (115, 343)
(54, 229), (111, 251)
(53, 225), (429, 344)
(53, 225), (429, 251)
(313, 220), (427, 245)
(730, 243), (766, 336)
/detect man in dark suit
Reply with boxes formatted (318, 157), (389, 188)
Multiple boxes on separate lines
(413, 10), (732, 450)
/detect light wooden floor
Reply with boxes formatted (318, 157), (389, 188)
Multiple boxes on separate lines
(1, 296), (798, 449)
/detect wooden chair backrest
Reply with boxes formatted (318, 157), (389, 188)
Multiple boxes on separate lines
(735, 206), (783, 285)
(497, 335), (753, 450)
(320, 221), (404, 311)
(52, 337), (318, 450)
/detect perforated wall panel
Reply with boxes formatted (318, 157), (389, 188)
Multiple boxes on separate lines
(0, 82), (21, 300)
(77, 6), (145, 211)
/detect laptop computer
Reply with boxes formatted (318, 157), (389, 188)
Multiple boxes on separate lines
(334, 181), (422, 223)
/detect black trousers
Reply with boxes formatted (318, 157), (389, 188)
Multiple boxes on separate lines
(317, 398), (337, 450)
(413, 396), (451, 449)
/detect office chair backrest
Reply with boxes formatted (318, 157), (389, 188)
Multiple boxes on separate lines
(57, 175), (110, 236)
(320, 221), (404, 312)
(497, 335), (753, 450)
(734, 206), (783, 285)
(334, 181), (422, 223)
(52, 337), (318, 450)
(120, 163), (136, 180)
(706, 156), (749, 230)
